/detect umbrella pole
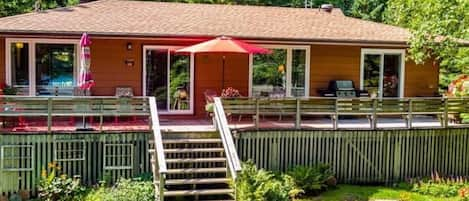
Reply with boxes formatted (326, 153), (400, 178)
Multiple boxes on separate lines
(222, 56), (225, 90)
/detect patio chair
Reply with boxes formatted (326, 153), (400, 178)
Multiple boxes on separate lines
(114, 87), (137, 124)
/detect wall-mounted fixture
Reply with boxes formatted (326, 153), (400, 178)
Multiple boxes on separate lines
(15, 42), (24, 49)
(126, 42), (133, 51)
(125, 59), (135, 67)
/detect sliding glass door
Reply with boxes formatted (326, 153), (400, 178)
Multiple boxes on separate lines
(361, 49), (405, 98)
(144, 46), (193, 114)
(6, 39), (78, 96)
(251, 46), (309, 97)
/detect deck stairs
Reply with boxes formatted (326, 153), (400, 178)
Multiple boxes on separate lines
(149, 130), (235, 201)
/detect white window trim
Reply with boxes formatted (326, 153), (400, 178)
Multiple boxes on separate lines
(5, 38), (81, 96)
(248, 44), (311, 97)
(360, 48), (406, 98)
(142, 45), (194, 115)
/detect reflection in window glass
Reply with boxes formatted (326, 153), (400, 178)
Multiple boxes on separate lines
(292, 49), (306, 97)
(363, 54), (381, 97)
(10, 43), (29, 95)
(252, 49), (287, 97)
(36, 44), (75, 96)
(383, 54), (401, 97)
(145, 48), (191, 112)
(145, 49), (168, 110)
(170, 54), (190, 111)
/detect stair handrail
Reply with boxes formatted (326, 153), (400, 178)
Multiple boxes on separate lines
(148, 97), (167, 201)
(213, 97), (242, 180)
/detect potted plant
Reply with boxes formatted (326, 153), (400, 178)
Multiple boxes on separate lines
(0, 83), (18, 95)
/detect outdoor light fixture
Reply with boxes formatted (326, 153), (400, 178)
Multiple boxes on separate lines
(125, 59), (135, 67)
(15, 42), (24, 49)
(126, 42), (133, 50)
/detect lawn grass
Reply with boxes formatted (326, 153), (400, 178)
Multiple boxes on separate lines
(295, 184), (461, 201)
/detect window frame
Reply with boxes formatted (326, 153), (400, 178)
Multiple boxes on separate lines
(360, 48), (406, 98)
(248, 44), (311, 97)
(5, 38), (81, 96)
(142, 45), (195, 115)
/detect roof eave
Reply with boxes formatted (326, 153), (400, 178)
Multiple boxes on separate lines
(0, 29), (412, 47)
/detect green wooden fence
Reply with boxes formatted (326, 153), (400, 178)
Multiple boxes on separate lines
(234, 128), (469, 184)
(0, 132), (151, 196)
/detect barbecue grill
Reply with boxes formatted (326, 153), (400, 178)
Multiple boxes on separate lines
(319, 80), (369, 98)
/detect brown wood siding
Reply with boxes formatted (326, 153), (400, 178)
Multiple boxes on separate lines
(404, 59), (439, 97)
(0, 36), (439, 117)
(309, 45), (361, 96)
(309, 44), (439, 97)
(194, 53), (249, 117)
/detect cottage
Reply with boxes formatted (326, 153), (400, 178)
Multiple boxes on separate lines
(0, 0), (441, 118)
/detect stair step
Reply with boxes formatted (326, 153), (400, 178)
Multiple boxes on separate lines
(161, 138), (222, 144)
(166, 178), (230, 185)
(164, 189), (233, 197)
(166, 157), (227, 163)
(165, 148), (224, 153)
(167, 167), (226, 174)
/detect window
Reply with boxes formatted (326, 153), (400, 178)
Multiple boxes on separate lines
(250, 45), (310, 97)
(143, 46), (193, 114)
(1, 145), (34, 171)
(6, 39), (79, 96)
(36, 44), (75, 96)
(54, 140), (86, 162)
(9, 43), (30, 95)
(360, 49), (405, 98)
(103, 144), (133, 170)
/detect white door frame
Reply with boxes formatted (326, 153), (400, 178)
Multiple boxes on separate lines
(248, 44), (311, 97)
(360, 48), (406, 98)
(142, 45), (194, 115)
(5, 38), (80, 96)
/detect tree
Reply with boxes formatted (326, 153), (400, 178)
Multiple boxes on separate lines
(0, 0), (78, 17)
(350, 0), (387, 22)
(385, 0), (469, 90)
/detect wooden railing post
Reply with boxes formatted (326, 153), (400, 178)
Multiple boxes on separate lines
(295, 98), (301, 129)
(333, 98), (339, 130)
(99, 99), (104, 132)
(407, 99), (413, 129)
(371, 98), (377, 129)
(443, 97), (449, 128)
(47, 98), (52, 133)
(255, 98), (260, 129)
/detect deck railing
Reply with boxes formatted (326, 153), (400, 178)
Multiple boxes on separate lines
(148, 97), (167, 201)
(213, 97), (242, 181)
(221, 97), (469, 129)
(0, 96), (150, 132)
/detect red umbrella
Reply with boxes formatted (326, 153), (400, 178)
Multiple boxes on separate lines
(176, 36), (271, 89)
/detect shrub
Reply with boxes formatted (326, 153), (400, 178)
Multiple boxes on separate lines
(286, 164), (336, 196)
(83, 178), (154, 201)
(409, 172), (469, 198)
(37, 162), (86, 201)
(234, 161), (301, 201)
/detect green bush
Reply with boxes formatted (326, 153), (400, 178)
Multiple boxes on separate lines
(286, 164), (336, 196)
(409, 172), (469, 198)
(234, 161), (301, 201)
(83, 178), (154, 201)
(37, 162), (86, 201)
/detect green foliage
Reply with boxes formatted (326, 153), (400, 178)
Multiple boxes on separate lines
(286, 164), (336, 196)
(0, 0), (79, 17)
(38, 162), (86, 201)
(350, 0), (387, 22)
(234, 161), (301, 201)
(385, 0), (469, 92)
(83, 178), (154, 201)
(408, 172), (469, 198)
